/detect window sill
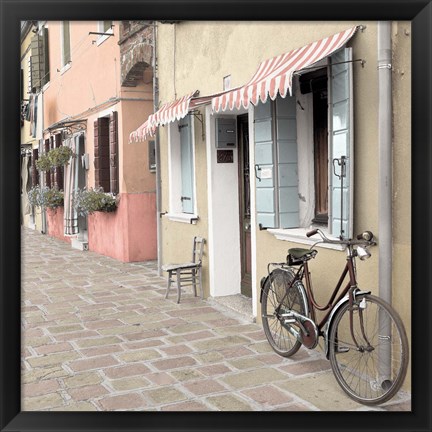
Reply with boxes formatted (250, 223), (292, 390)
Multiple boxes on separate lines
(267, 227), (345, 251)
(60, 62), (71, 75)
(165, 213), (199, 225)
(96, 32), (113, 47)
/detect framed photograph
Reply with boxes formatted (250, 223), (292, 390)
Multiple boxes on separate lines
(1, 0), (431, 431)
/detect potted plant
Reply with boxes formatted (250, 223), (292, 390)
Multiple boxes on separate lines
(73, 187), (118, 215)
(48, 146), (74, 167)
(27, 186), (64, 212)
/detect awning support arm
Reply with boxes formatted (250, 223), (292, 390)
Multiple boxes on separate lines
(293, 58), (366, 75)
(188, 110), (205, 141)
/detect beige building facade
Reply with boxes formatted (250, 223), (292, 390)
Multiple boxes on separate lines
(135, 21), (411, 386)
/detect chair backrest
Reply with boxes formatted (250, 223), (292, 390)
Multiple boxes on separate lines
(192, 236), (205, 264)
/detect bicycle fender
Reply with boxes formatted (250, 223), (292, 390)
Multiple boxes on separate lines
(259, 275), (269, 303)
(323, 289), (371, 359)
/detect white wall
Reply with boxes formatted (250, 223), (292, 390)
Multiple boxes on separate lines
(206, 106), (242, 297)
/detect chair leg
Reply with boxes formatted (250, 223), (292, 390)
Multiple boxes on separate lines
(199, 268), (203, 299)
(192, 269), (197, 297)
(176, 269), (181, 304)
(165, 271), (172, 299)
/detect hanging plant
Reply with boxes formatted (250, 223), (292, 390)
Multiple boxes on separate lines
(73, 187), (118, 215)
(35, 154), (52, 172)
(27, 186), (64, 211)
(48, 146), (74, 167)
(35, 146), (75, 172)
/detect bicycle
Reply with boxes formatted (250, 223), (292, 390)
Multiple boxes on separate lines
(260, 228), (409, 405)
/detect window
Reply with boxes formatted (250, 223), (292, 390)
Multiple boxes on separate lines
(61, 21), (71, 68)
(148, 140), (156, 172)
(168, 116), (196, 218)
(101, 21), (113, 33)
(96, 21), (114, 46)
(254, 48), (353, 239)
(30, 27), (50, 91)
(94, 112), (119, 194)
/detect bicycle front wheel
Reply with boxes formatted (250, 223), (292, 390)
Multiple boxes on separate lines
(329, 294), (409, 405)
(261, 268), (307, 357)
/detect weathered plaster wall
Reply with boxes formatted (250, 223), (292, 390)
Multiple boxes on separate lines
(156, 21), (411, 388)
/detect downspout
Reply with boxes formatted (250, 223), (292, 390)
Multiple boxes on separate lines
(378, 21), (392, 305)
(377, 21), (392, 383)
(153, 22), (162, 276)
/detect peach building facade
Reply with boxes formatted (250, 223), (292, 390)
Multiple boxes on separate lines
(38, 20), (156, 261)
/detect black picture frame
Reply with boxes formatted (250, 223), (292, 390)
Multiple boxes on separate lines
(1, 1), (431, 431)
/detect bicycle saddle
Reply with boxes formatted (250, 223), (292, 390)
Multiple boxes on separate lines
(288, 248), (317, 260)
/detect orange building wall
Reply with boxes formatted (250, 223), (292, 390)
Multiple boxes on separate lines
(42, 21), (157, 262)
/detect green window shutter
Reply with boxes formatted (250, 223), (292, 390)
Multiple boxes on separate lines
(42, 28), (50, 86)
(30, 34), (42, 92)
(254, 100), (276, 228)
(179, 116), (194, 214)
(275, 95), (299, 228)
(254, 96), (299, 229)
(62, 21), (71, 66)
(329, 47), (354, 239)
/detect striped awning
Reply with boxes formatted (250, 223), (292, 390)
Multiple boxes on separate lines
(130, 91), (198, 142)
(212, 26), (358, 113)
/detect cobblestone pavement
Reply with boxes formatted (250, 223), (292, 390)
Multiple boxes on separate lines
(21, 228), (411, 412)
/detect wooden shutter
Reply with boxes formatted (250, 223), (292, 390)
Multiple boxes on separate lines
(30, 34), (42, 92)
(179, 116), (194, 214)
(44, 139), (51, 188)
(329, 48), (354, 239)
(42, 28), (50, 86)
(62, 21), (71, 66)
(30, 28), (49, 92)
(54, 133), (63, 190)
(94, 118), (110, 192)
(254, 100), (277, 228)
(148, 140), (156, 171)
(254, 96), (299, 229)
(31, 149), (39, 187)
(275, 96), (299, 228)
(109, 111), (119, 194)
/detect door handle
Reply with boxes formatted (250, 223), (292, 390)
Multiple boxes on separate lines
(254, 164), (262, 182)
(180, 196), (191, 201)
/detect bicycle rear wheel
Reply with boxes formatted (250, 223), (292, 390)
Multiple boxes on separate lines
(328, 294), (409, 405)
(261, 268), (307, 357)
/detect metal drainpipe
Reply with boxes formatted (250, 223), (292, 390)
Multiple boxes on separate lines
(378, 21), (392, 305)
(378, 21), (392, 383)
(153, 22), (162, 276)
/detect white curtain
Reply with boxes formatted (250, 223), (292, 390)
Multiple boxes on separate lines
(21, 154), (31, 217)
(63, 135), (79, 236)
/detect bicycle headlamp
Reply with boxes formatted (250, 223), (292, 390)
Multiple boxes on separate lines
(357, 246), (371, 260)
(360, 231), (374, 241)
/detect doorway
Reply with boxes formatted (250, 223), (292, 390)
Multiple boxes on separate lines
(238, 114), (252, 297)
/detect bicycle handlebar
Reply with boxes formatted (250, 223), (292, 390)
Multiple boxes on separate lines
(306, 228), (376, 247)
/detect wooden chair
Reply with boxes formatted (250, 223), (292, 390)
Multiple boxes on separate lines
(162, 236), (205, 303)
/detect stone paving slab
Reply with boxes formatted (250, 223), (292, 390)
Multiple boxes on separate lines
(21, 228), (411, 412)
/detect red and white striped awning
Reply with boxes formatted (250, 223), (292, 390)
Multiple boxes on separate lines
(212, 26), (358, 113)
(130, 91), (198, 142)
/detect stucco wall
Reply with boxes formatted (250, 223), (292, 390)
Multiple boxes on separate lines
(156, 21), (411, 388)
(41, 21), (157, 262)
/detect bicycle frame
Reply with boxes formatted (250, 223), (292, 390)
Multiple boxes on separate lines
(277, 244), (372, 357)
(302, 248), (357, 332)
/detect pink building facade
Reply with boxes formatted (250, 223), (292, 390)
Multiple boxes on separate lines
(40, 21), (156, 262)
